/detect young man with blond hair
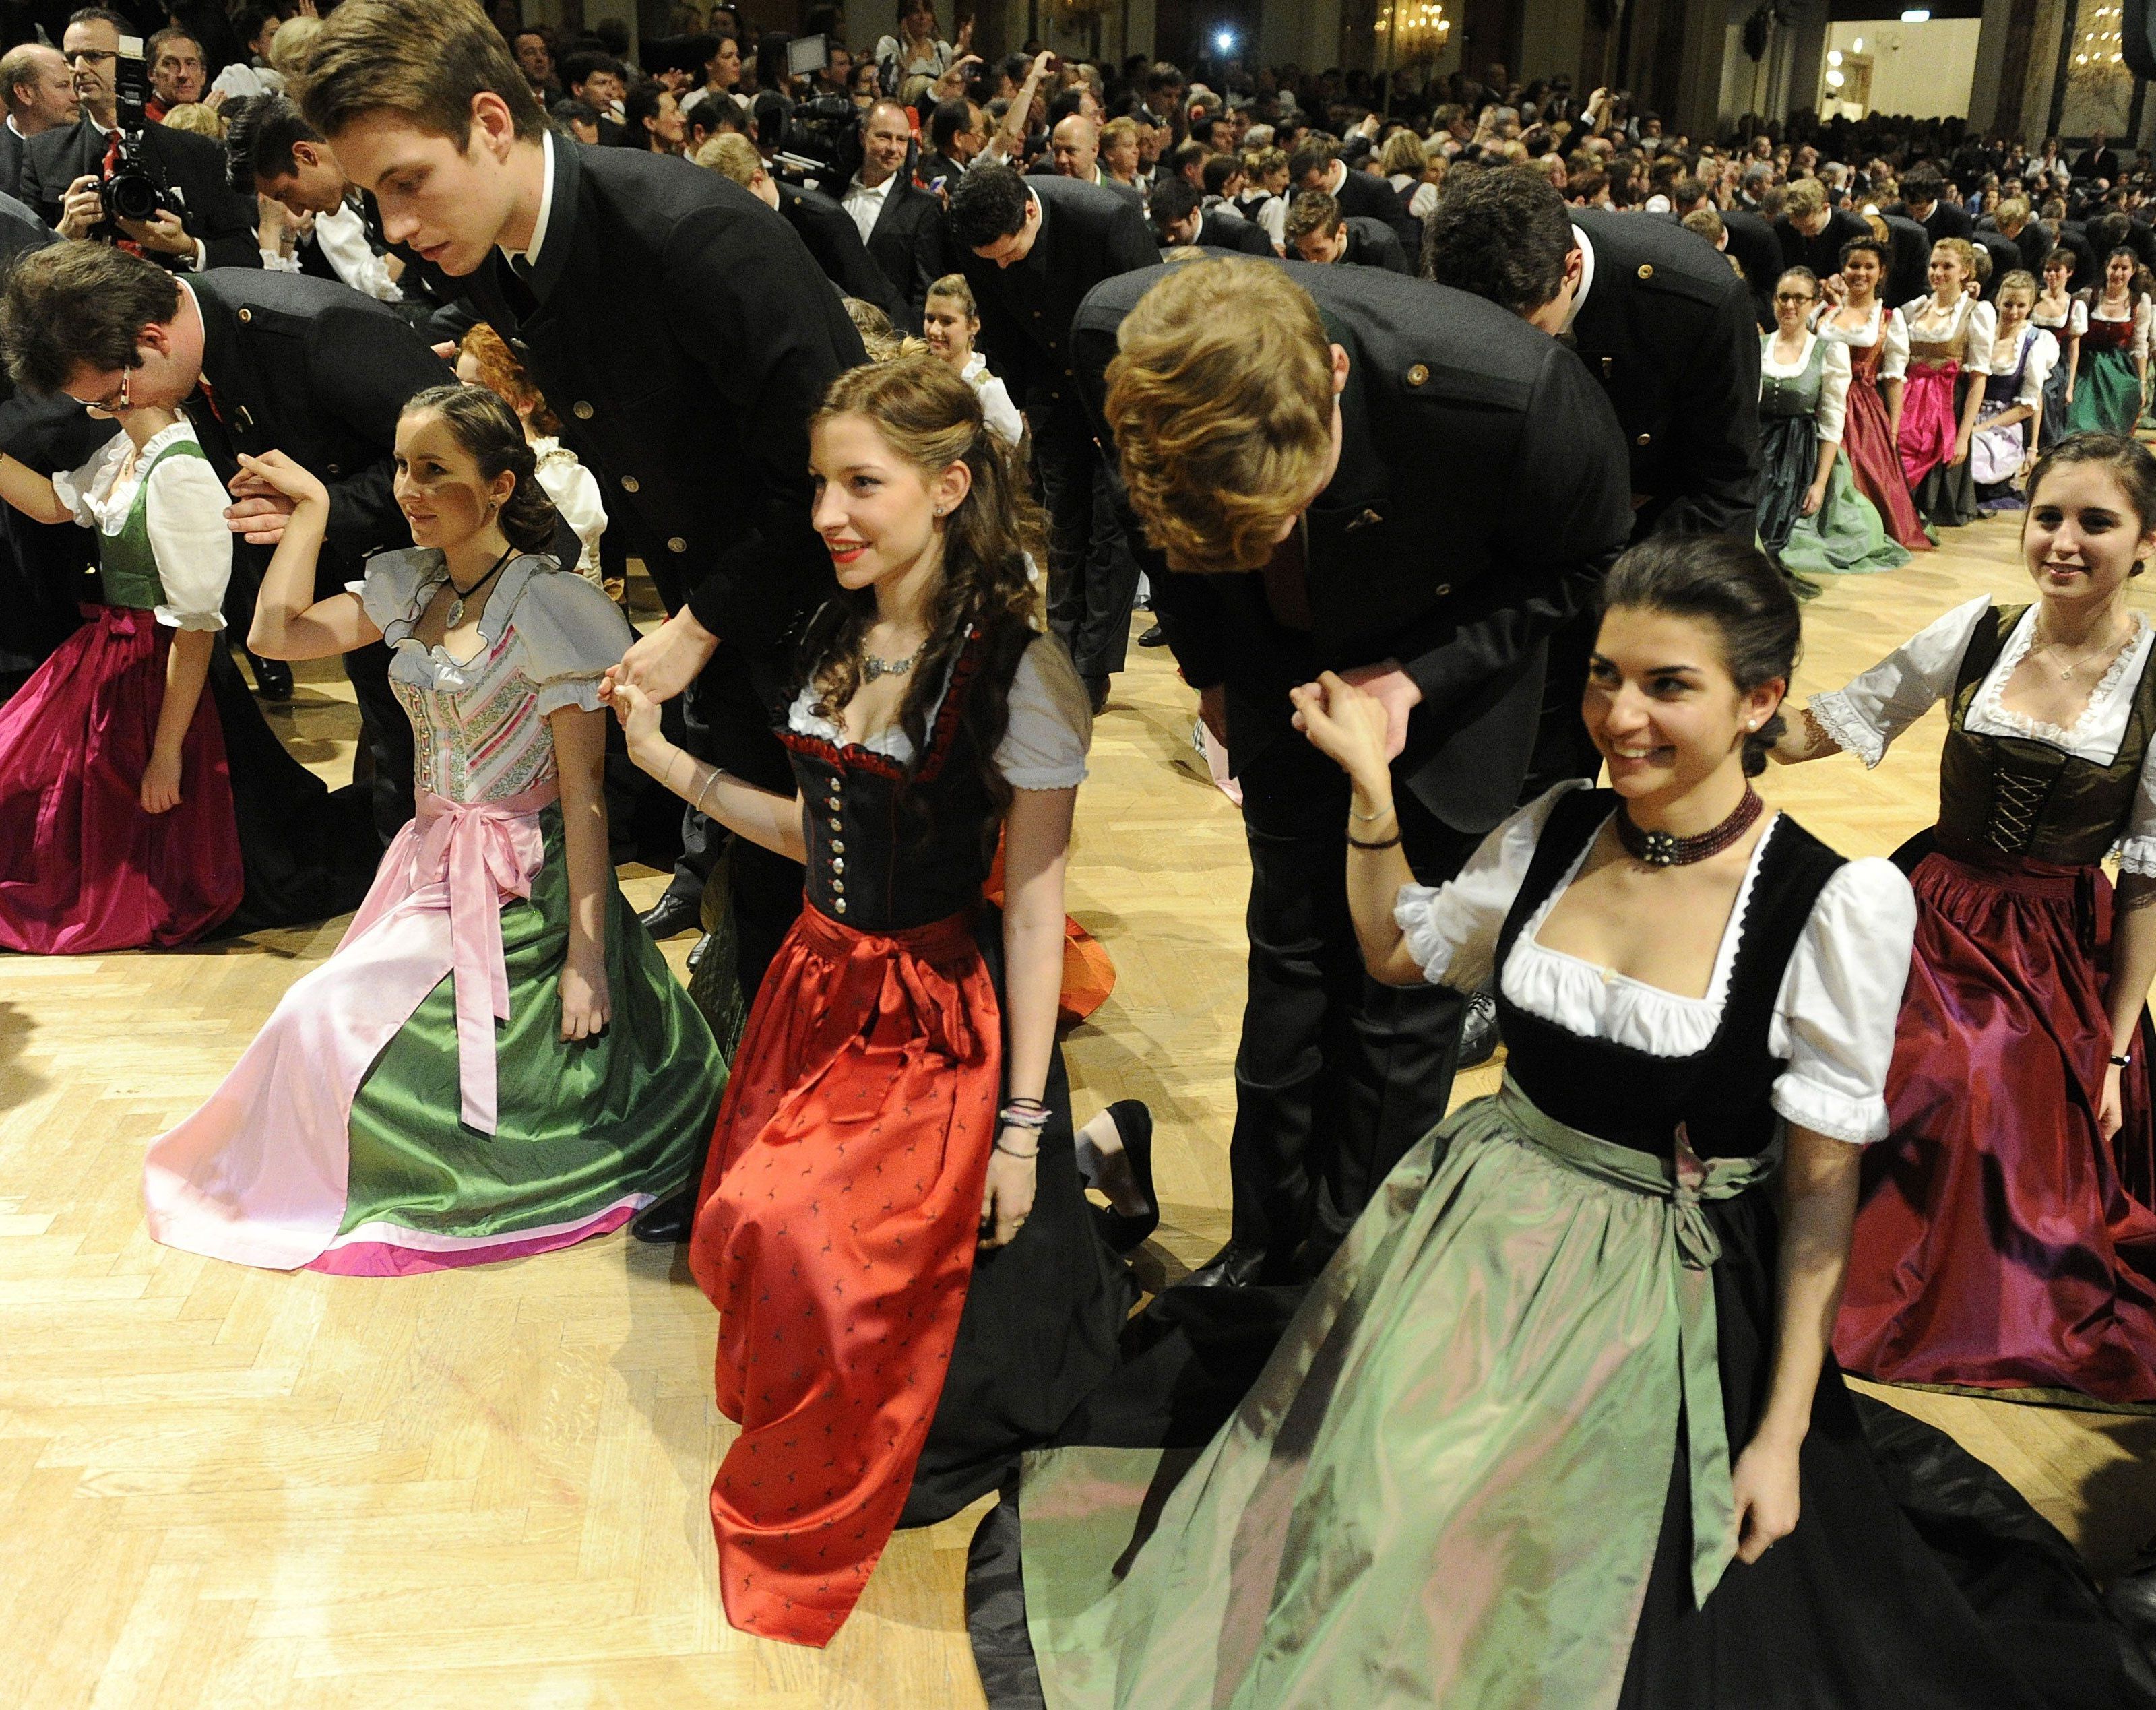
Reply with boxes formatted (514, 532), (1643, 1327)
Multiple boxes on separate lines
(300, 0), (864, 1239)
(1073, 256), (1632, 1286)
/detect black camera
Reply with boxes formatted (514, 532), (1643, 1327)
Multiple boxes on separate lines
(102, 35), (175, 227)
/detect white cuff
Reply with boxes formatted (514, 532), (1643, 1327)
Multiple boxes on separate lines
(154, 604), (226, 633)
(2114, 835), (2156, 878)
(1771, 1073), (1889, 1145)
(1807, 688), (1886, 769)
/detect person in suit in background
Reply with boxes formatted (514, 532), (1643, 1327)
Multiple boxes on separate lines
(0, 244), (455, 836)
(2074, 127), (2122, 187)
(1285, 189), (1411, 273)
(1889, 166), (1975, 245)
(949, 162), (1158, 711)
(695, 132), (906, 323)
(1074, 257), (1632, 1286)
(1050, 112), (1141, 211)
(26, 9), (259, 273)
(920, 96), (981, 191)
(1430, 165), (1761, 546)
(1672, 174), (1776, 325)
(0, 42), (76, 200)
(302, 0), (864, 1248)
(1289, 136), (1420, 254)
(832, 98), (947, 331)
(144, 26), (205, 123)
(1773, 175), (1870, 282)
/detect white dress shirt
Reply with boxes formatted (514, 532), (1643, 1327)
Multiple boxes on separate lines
(842, 168), (897, 247)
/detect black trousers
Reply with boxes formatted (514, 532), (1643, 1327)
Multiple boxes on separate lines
(1031, 406), (1140, 688)
(344, 638), (416, 847)
(1226, 734), (1480, 1271)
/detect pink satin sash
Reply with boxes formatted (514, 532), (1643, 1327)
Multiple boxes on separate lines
(141, 778), (558, 1272)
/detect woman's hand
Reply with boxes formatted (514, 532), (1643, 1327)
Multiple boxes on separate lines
(1949, 432), (1971, 468)
(1802, 480), (1827, 517)
(2101, 1061), (2125, 1140)
(1290, 671), (1395, 796)
(598, 675), (664, 755)
(559, 945), (612, 1042)
(979, 1134), (1038, 1249)
(232, 449), (329, 509)
(139, 748), (183, 815)
(1730, 1430), (1803, 1564)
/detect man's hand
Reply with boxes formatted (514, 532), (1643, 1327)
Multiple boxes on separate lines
(57, 174), (102, 241)
(1337, 658), (1423, 761)
(604, 608), (719, 705)
(116, 209), (195, 259)
(226, 464), (304, 546)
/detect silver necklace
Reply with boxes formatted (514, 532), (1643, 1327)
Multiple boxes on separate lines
(862, 641), (926, 682)
(2031, 619), (2132, 681)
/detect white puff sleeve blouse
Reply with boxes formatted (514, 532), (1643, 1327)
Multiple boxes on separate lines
(54, 421), (233, 631)
(1391, 781), (1917, 1144)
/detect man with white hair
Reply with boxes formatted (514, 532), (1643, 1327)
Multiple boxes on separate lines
(0, 42), (74, 199)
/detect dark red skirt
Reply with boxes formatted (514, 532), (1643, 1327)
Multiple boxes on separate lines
(0, 605), (240, 953)
(688, 902), (1000, 1647)
(1834, 846), (2156, 1404)
(1843, 369), (1934, 552)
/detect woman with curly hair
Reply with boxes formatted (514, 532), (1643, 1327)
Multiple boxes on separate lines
(606, 353), (1149, 1647)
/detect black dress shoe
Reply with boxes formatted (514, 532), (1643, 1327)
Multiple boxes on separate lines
(631, 1189), (694, 1243)
(1087, 676), (1110, 716)
(1087, 1100), (1158, 1255)
(639, 890), (701, 940)
(1138, 623), (1166, 647)
(1181, 1240), (1271, 1290)
(247, 652), (293, 701)
(1457, 990), (1502, 1071)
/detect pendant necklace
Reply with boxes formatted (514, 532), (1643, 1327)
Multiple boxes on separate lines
(444, 546), (515, 629)
(1616, 786), (1764, 868)
(862, 639), (926, 683)
(2032, 618), (2132, 682)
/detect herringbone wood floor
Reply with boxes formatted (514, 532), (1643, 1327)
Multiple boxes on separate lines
(5, 524), (2156, 1708)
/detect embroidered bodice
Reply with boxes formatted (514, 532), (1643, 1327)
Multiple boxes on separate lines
(359, 549), (630, 804)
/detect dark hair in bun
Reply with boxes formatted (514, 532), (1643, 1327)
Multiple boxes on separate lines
(400, 382), (562, 555)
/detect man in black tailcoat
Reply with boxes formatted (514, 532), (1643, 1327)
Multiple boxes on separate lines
(303, 0), (865, 1241)
(1288, 135), (1420, 253)
(0, 246), (454, 839)
(949, 164), (1158, 710)
(1426, 165), (1761, 545)
(1073, 257), (1632, 1285)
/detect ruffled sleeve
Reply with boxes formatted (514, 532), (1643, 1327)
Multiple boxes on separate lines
(509, 564), (635, 715)
(143, 444), (234, 631)
(1963, 298), (1998, 374)
(1393, 780), (1589, 990)
(48, 430), (127, 527)
(357, 548), (442, 643)
(994, 632), (1091, 790)
(532, 442), (608, 582)
(1806, 594), (1990, 768)
(2021, 329), (2059, 408)
(1768, 858), (1917, 1143)
(1816, 338), (1851, 444)
(1880, 307), (1910, 381)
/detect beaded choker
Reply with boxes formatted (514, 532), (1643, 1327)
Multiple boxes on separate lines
(1616, 787), (1763, 868)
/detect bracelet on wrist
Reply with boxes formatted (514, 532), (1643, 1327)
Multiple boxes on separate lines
(1348, 830), (1404, 851)
(1350, 797), (1396, 823)
(992, 1136), (1040, 1159)
(2112, 1051), (2134, 1069)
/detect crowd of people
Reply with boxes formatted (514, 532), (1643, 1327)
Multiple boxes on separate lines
(4, 0), (2156, 1703)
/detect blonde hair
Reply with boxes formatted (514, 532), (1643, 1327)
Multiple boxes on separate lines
(267, 13), (321, 80)
(1930, 236), (1980, 283)
(696, 132), (761, 186)
(158, 101), (224, 139)
(1100, 115), (1141, 156)
(925, 272), (978, 319)
(1782, 177), (1827, 218)
(1379, 128), (1428, 179)
(1103, 259), (1334, 574)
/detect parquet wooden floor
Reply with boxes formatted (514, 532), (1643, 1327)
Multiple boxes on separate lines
(5, 522), (2156, 1708)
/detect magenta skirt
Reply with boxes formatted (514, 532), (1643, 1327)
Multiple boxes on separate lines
(1835, 846), (2156, 1405)
(0, 605), (241, 953)
(1899, 359), (1962, 491)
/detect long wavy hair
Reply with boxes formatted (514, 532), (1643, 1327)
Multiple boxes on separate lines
(799, 354), (1048, 832)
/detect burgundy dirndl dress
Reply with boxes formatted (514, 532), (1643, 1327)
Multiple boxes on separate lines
(1827, 306), (1932, 553)
(1816, 599), (2156, 1406)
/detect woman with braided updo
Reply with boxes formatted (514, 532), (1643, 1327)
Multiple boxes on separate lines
(606, 353), (1150, 1647)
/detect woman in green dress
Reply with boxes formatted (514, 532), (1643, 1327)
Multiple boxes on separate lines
(1759, 266), (1910, 580)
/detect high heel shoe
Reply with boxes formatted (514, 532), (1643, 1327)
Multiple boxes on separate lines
(1089, 1100), (1158, 1255)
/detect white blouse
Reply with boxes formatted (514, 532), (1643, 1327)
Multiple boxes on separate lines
(2087, 295), (2153, 360)
(1392, 782), (1915, 1145)
(787, 631), (1091, 791)
(532, 437), (607, 586)
(1810, 595), (2156, 874)
(1387, 172), (1440, 220)
(2031, 295), (2088, 339)
(1761, 330), (1852, 443)
(960, 352), (1025, 451)
(1814, 300), (1911, 381)
(1900, 294), (1998, 374)
(54, 421), (232, 631)
(1986, 327), (2058, 409)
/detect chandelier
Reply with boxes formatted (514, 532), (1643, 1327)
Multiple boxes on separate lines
(2072, 3), (2129, 86)
(1374, 0), (1454, 64)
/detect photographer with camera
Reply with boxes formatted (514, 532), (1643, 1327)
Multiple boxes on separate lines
(24, 9), (257, 273)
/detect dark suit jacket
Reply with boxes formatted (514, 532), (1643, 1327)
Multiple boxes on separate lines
(457, 139), (864, 652)
(181, 271), (452, 596)
(918, 149), (965, 192)
(1888, 199), (1974, 244)
(1330, 160), (1420, 253)
(953, 174), (1158, 421)
(1571, 208), (1761, 542)
(0, 124), (24, 201)
(1775, 207), (1871, 282)
(1880, 214), (1933, 308)
(2056, 221), (2099, 292)
(859, 174), (948, 332)
(1338, 216), (1411, 274)
(1197, 207), (1274, 256)
(1971, 228), (2025, 299)
(1073, 261), (1633, 835)
(22, 117), (259, 270)
(775, 179), (906, 321)
(2076, 147), (2122, 184)
(1717, 208), (1781, 327)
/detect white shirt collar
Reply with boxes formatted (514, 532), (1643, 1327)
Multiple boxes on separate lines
(499, 130), (556, 269)
(1325, 157), (1346, 196)
(847, 168), (897, 201)
(1562, 224), (1596, 336)
(4, 117), (22, 140)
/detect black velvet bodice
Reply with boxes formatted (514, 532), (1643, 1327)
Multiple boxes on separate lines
(1491, 788), (1847, 1160)
(777, 634), (1005, 933)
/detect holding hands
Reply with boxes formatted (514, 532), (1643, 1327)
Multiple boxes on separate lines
(1290, 670), (1396, 800)
(228, 450), (324, 546)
